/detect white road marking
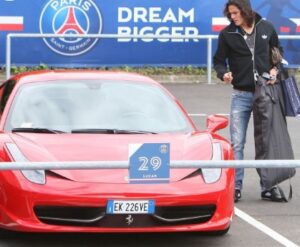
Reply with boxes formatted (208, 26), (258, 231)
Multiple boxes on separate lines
(235, 207), (299, 247)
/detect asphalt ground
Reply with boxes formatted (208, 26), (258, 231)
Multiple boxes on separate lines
(164, 82), (300, 246)
(0, 76), (299, 246)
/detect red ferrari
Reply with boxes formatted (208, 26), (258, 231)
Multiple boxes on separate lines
(0, 70), (234, 234)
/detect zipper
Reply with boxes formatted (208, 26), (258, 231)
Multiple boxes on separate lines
(228, 23), (260, 83)
(252, 28), (257, 82)
(252, 18), (263, 82)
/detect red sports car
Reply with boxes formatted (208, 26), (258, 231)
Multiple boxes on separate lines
(0, 70), (234, 234)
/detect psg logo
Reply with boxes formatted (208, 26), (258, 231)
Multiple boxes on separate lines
(39, 0), (102, 56)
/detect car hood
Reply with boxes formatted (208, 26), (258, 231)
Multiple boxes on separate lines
(8, 133), (214, 183)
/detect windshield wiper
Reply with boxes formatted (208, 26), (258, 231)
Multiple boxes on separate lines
(11, 127), (65, 134)
(71, 128), (157, 134)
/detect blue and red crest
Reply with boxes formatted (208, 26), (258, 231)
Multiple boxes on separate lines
(39, 0), (102, 56)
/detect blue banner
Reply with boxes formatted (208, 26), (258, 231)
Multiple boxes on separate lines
(0, 0), (299, 67)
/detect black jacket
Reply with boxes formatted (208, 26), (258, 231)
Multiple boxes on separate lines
(213, 13), (280, 92)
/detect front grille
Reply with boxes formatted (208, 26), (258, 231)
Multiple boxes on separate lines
(34, 206), (106, 226)
(154, 205), (216, 225)
(34, 205), (216, 228)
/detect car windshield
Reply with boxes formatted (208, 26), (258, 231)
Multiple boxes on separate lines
(5, 80), (192, 133)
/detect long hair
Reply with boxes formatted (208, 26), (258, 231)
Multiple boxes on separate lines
(224, 0), (255, 27)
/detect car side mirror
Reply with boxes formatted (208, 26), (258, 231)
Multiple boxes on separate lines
(206, 114), (228, 133)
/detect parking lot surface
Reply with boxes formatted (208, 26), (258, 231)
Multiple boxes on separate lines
(165, 83), (300, 246)
(0, 80), (299, 246)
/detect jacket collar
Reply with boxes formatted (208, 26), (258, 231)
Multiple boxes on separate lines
(227, 12), (262, 33)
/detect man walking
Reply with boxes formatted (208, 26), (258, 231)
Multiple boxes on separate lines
(213, 0), (280, 202)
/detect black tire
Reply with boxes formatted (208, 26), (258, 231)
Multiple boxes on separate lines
(0, 228), (19, 238)
(209, 225), (230, 236)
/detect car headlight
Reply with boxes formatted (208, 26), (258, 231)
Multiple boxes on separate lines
(202, 143), (222, 184)
(5, 143), (46, 185)
(20, 170), (46, 185)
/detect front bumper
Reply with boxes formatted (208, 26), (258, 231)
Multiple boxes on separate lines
(0, 169), (234, 233)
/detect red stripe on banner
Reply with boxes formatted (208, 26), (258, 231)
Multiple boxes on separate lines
(280, 26), (290, 33)
(0, 24), (23, 31)
(297, 26), (300, 33)
(212, 25), (226, 32)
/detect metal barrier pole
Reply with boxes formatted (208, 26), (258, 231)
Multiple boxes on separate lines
(0, 159), (299, 170)
(5, 33), (219, 80)
(6, 34), (11, 79)
(4, 34), (299, 81)
(278, 35), (300, 40)
(207, 37), (213, 84)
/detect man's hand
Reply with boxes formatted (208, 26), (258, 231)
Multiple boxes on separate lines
(223, 72), (233, 84)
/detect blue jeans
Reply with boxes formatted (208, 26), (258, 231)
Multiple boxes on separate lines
(230, 89), (254, 190)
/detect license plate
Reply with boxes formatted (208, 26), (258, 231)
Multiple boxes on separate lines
(106, 200), (155, 214)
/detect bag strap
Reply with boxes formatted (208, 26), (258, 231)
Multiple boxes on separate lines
(279, 63), (289, 80)
(277, 180), (292, 202)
